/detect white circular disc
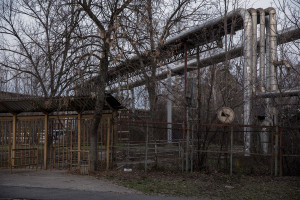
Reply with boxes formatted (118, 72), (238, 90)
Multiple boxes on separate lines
(217, 107), (235, 124)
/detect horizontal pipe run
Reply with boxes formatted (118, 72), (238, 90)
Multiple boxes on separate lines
(256, 88), (300, 98)
(108, 27), (300, 93)
(104, 8), (268, 85)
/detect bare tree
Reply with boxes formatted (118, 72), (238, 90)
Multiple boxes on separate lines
(120, 0), (211, 138)
(0, 0), (87, 97)
(275, 0), (299, 29)
(75, 0), (132, 171)
(274, 0), (300, 129)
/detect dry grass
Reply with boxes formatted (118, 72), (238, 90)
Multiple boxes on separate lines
(96, 170), (300, 200)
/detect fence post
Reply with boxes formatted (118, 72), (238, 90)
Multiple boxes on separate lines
(44, 114), (48, 169)
(155, 141), (157, 164)
(279, 127), (283, 176)
(230, 126), (233, 176)
(145, 122), (149, 172)
(77, 114), (81, 167)
(186, 120), (189, 172)
(35, 148), (38, 171)
(275, 126), (279, 176)
(190, 124), (194, 173)
(113, 112), (118, 168)
(270, 127), (274, 175)
(106, 118), (111, 170)
(181, 123), (184, 172)
(12, 114), (17, 169)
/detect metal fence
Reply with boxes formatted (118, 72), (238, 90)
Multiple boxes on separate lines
(1, 116), (299, 175)
(115, 120), (300, 176)
(0, 114), (115, 173)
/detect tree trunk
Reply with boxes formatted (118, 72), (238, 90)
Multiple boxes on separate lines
(90, 47), (109, 172)
(146, 75), (157, 140)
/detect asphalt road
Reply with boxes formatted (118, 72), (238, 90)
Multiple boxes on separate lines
(0, 169), (203, 200)
(0, 185), (202, 200)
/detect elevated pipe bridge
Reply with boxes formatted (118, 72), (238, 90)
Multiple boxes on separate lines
(80, 8), (300, 157)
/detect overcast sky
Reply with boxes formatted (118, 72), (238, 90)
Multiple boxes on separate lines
(248, 0), (274, 8)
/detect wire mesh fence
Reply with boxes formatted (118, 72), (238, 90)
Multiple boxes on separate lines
(0, 115), (299, 175)
(115, 119), (300, 175)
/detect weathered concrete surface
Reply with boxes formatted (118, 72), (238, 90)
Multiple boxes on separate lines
(0, 169), (139, 194)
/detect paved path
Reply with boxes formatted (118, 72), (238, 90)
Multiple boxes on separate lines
(0, 169), (136, 193)
(0, 169), (203, 200)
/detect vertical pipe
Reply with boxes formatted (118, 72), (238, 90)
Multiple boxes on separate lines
(44, 114), (48, 170)
(261, 119), (271, 154)
(249, 8), (258, 95)
(241, 9), (253, 156)
(265, 16), (273, 168)
(167, 70), (172, 143)
(248, 9), (257, 157)
(266, 9), (279, 175)
(265, 16), (270, 91)
(258, 8), (266, 92)
(258, 8), (270, 155)
(267, 8), (278, 126)
(265, 8), (277, 125)
(267, 8), (278, 93)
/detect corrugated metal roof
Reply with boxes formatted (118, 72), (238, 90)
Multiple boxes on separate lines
(0, 94), (123, 114)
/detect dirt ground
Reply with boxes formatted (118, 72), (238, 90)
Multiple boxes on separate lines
(96, 170), (300, 200)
